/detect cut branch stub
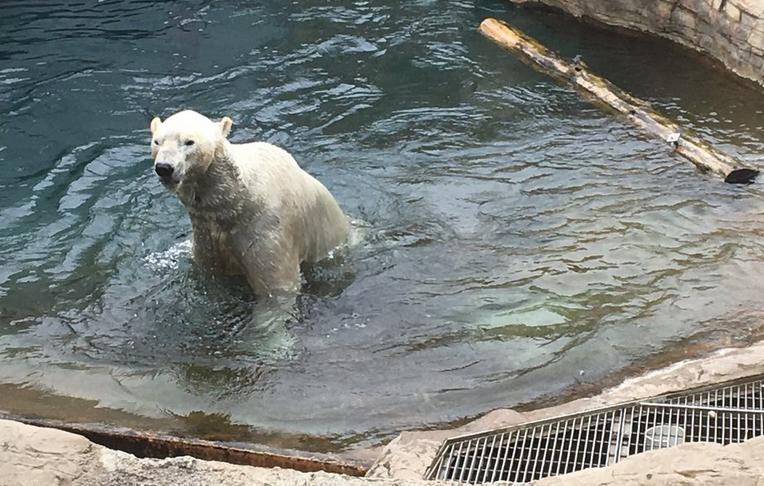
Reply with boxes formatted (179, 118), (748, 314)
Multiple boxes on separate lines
(479, 17), (758, 184)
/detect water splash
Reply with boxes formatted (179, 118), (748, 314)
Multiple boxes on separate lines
(144, 239), (192, 272)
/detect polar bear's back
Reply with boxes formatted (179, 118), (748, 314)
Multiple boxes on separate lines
(230, 141), (327, 212)
(229, 141), (349, 263)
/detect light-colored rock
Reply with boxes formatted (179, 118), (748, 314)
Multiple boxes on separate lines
(532, 436), (764, 485)
(0, 419), (101, 486)
(510, 0), (764, 86)
(81, 451), (443, 486)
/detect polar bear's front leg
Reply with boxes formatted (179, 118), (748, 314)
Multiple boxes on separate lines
(232, 229), (301, 300)
(190, 221), (244, 276)
(243, 252), (301, 300)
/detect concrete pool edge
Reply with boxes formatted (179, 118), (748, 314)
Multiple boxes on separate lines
(3, 420), (764, 486)
(0, 414), (368, 477)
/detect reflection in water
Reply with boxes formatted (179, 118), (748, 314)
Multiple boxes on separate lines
(2, 0), (764, 451)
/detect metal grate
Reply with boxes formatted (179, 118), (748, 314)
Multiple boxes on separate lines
(426, 375), (764, 484)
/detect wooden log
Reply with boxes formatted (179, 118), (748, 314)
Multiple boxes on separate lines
(479, 18), (759, 184)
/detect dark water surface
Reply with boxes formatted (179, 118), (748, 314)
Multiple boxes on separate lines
(3, 1), (764, 451)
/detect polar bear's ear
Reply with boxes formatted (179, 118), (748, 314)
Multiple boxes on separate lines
(219, 116), (233, 138)
(150, 117), (162, 134)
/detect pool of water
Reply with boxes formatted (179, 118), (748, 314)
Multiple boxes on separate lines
(3, 0), (764, 452)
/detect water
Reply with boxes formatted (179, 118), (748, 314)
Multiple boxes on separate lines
(3, 0), (764, 452)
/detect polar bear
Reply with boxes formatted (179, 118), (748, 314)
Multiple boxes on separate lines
(149, 110), (349, 299)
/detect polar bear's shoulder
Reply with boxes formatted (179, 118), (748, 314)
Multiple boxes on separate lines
(226, 141), (306, 191)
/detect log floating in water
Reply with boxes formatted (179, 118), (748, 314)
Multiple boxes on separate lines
(479, 18), (759, 184)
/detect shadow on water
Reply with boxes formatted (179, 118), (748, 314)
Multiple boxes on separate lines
(2, 0), (764, 452)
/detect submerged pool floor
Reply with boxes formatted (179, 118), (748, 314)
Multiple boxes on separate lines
(2, 1), (764, 451)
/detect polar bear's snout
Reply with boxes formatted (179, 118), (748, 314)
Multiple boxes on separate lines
(153, 154), (183, 187)
(154, 162), (174, 178)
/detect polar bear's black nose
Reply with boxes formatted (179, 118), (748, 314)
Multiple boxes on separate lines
(155, 163), (174, 178)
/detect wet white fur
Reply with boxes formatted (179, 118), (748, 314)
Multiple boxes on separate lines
(150, 110), (349, 298)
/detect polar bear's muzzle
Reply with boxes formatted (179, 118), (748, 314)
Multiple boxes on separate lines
(155, 162), (174, 178)
(155, 161), (181, 187)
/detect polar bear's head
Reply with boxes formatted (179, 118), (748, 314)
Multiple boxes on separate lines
(149, 110), (233, 191)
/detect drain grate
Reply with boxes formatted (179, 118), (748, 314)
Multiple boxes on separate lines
(426, 375), (764, 484)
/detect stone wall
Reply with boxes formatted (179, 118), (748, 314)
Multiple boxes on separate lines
(511, 0), (764, 86)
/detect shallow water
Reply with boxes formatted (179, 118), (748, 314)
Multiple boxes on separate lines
(3, 0), (764, 451)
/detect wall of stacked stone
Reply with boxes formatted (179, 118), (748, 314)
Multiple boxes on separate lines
(511, 0), (764, 86)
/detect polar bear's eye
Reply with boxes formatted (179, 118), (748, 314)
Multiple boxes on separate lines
(153, 139), (159, 145)
(185, 140), (195, 146)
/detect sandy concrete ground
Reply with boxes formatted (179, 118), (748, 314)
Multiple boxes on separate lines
(4, 342), (764, 485)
